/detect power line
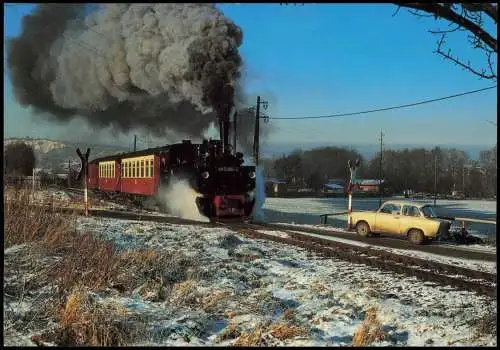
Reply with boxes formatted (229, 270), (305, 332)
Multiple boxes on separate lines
(267, 85), (497, 120)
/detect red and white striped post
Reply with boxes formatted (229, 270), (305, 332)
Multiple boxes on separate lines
(347, 186), (353, 230)
(347, 158), (360, 231)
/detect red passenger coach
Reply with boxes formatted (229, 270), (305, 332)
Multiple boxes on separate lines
(98, 160), (120, 192)
(120, 155), (159, 196)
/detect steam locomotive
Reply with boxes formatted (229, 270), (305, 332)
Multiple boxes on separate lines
(80, 108), (257, 220)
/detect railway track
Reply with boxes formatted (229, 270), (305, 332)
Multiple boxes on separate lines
(27, 201), (496, 298)
(223, 222), (497, 298)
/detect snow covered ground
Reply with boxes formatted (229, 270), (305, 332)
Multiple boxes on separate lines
(5, 216), (495, 346)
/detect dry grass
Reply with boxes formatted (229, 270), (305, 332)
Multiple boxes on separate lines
(269, 323), (307, 340)
(234, 324), (265, 346)
(4, 190), (198, 346)
(47, 286), (140, 346)
(352, 306), (386, 346)
(4, 188), (74, 248)
(169, 279), (199, 306)
(202, 290), (232, 312)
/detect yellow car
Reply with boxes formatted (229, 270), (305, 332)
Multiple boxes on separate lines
(349, 200), (451, 244)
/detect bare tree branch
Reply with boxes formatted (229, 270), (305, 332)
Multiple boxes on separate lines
(435, 34), (497, 80)
(394, 3), (497, 81)
(394, 2), (497, 52)
(463, 3), (498, 23)
(392, 5), (401, 17)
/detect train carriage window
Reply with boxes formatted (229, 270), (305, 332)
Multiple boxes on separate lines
(146, 159), (150, 177)
(150, 159), (154, 178)
(124, 162), (127, 178)
(139, 160), (143, 178)
(141, 160), (145, 178)
(132, 161), (136, 178)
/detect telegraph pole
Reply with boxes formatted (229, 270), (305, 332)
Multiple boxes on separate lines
(134, 135), (137, 152)
(378, 130), (384, 207)
(252, 96), (269, 167)
(434, 155), (438, 206)
(253, 96), (261, 166)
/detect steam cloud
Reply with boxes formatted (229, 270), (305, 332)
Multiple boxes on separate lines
(7, 4), (253, 143)
(158, 177), (209, 222)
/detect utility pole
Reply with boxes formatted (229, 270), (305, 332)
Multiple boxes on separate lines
(134, 135), (137, 152)
(252, 96), (269, 167)
(253, 96), (261, 166)
(434, 155), (438, 206)
(378, 130), (384, 207)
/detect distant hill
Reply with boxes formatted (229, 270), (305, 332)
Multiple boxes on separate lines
(4, 138), (131, 172)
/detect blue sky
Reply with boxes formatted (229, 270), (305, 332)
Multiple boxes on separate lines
(3, 3), (497, 150)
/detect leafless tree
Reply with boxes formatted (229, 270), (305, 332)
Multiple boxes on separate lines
(393, 3), (497, 80)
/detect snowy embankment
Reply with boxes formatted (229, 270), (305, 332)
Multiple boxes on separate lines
(6, 216), (495, 346)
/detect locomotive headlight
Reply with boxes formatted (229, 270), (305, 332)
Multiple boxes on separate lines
(201, 171), (210, 179)
(249, 171), (256, 179)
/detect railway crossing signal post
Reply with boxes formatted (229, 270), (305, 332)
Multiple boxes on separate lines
(347, 158), (361, 230)
(76, 148), (90, 216)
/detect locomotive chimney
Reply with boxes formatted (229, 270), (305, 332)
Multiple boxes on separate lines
(220, 104), (236, 155)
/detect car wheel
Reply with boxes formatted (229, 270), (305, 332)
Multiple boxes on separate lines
(356, 221), (371, 238)
(408, 229), (424, 245)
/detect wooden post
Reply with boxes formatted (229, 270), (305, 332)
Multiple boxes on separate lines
(253, 96), (260, 166)
(348, 191), (353, 230)
(84, 163), (88, 216)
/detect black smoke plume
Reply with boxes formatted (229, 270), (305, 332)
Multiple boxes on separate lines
(7, 4), (253, 144)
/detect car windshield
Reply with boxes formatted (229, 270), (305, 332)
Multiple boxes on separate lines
(421, 205), (437, 218)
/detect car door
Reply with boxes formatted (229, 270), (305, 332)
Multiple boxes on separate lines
(374, 203), (402, 234)
(399, 205), (421, 235)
